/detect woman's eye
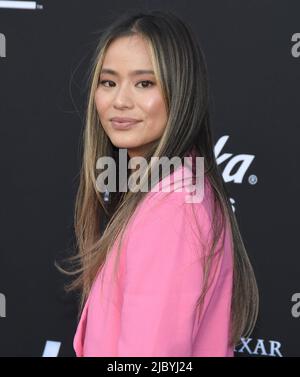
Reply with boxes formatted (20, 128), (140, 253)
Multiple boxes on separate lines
(136, 80), (154, 88)
(99, 80), (114, 87)
(99, 80), (154, 88)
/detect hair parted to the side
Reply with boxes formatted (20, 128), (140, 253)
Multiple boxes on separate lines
(55, 9), (259, 348)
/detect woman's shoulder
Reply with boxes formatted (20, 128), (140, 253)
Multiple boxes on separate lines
(122, 169), (222, 271)
(127, 162), (215, 235)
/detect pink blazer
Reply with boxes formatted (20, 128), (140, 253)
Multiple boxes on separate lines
(73, 160), (234, 357)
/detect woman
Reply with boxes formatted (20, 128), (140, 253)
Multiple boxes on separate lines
(59, 9), (259, 357)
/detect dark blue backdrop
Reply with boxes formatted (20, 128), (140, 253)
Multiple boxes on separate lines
(0, 0), (299, 356)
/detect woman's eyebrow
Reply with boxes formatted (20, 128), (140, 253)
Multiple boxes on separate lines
(100, 68), (155, 76)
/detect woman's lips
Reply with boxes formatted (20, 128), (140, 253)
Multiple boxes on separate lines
(111, 120), (141, 130)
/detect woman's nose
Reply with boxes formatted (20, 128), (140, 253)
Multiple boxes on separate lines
(113, 84), (134, 109)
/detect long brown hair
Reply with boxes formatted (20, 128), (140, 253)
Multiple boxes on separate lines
(56, 9), (259, 348)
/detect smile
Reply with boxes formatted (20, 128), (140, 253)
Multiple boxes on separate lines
(111, 120), (141, 130)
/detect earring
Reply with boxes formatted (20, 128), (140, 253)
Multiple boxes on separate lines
(103, 188), (110, 203)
